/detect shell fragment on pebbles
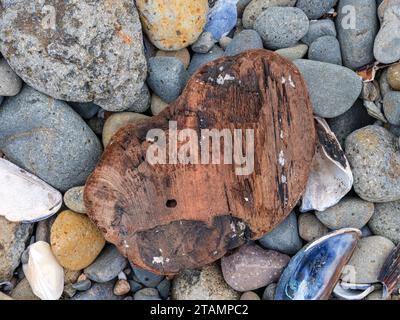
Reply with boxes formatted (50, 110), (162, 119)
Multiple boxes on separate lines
(333, 281), (379, 300)
(0, 158), (62, 223)
(300, 118), (353, 212)
(23, 241), (64, 300)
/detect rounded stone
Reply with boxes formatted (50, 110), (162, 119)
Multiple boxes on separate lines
(308, 36), (342, 65)
(0, 86), (103, 192)
(254, 7), (309, 50)
(262, 283), (277, 300)
(131, 266), (164, 288)
(191, 32), (216, 54)
(298, 213), (329, 242)
(259, 212), (303, 255)
(294, 59), (362, 118)
(301, 19), (337, 46)
(84, 245), (127, 283)
(10, 278), (39, 300)
(64, 186), (86, 214)
(224, 30), (263, 56)
(240, 291), (260, 300)
(156, 48), (191, 69)
(150, 95), (168, 116)
(68, 102), (100, 120)
(369, 200), (400, 244)
(0, 1), (147, 111)
(188, 45), (225, 75)
(147, 57), (189, 103)
(126, 84), (151, 113)
(342, 236), (395, 284)
(102, 112), (149, 147)
(156, 278), (171, 299)
(336, 0), (378, 70)
(345, 125), (400, 202)
(315, 197), (375, 230)
(0, 59), (22, 96)
(387, 63), (400, 90)
(171, 263), (240, 300)
(383, 91), (400, 125)
(242, 0), (297, 29)
(72, 281), (122, 300)
(136, 0), (208, 51)
(50, 210), (105, 271)
(0, 217), (33, 281)
(296, 0), (337, 19)
(113, 279), (130, 296)
(134, 288), (161, 300)
(221, 243), (290, 292)
(275, 44), (309, 61)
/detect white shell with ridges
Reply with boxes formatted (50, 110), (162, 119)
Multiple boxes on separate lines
(0, 158), (62, 222)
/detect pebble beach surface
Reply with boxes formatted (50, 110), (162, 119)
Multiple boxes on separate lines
(0, 0), (400, 301)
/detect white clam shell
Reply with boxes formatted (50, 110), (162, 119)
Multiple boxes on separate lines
(301, 117), (353, 212)
(0, 158), (62, 222)
(23, 241), (64, 300)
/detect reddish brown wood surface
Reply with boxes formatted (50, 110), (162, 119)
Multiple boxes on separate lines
(84, 49), (316, 275)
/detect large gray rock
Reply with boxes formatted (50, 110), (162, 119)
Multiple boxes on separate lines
(0, 59), (22, 96)
(308, 35), (342, 65)
(221, 244), (290, 292)
(0, 217), (33, 281)
(369, 201), (400, 244)
(0, 86), (102, 191)
(374, 4), (400, 63)
(254, 7), (309, 50)
(337, 0), (378, 70)
(315, 197), (375, 230)
(224, 30), (263, 56)
(296, 0), (338, 19)
(345, 125), (400, 202)
(301, 19), (337, 46)
(294, 59), (362, 118)
(259, 212), (303, 255)
(84, 245), (127, 283)
(0, 1), (147, 111)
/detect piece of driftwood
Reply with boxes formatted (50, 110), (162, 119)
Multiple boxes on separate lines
(84, 49), (315, 275)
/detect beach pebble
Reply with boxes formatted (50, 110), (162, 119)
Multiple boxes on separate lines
(237, 0), (252, 17)
(327, 99), (374, 147)
(224, 30), (263, 56)
(203, 0), (238, 42)
(242, 0), (297, 29)
(0, 217), (33, 281)
(72, 279), (92, 292)
(315, 197), (375, 230)
(275, 44), (308, 60)
(254, 7), (309, 50)
(259, 212), (303, 255)
(374, 4), (400, 64)
(10, 278), (39, 300)
(64, 186), (86, 214)
(301, 19), (337, 46)
(0, 59), (22, 96)
(131, 266), (164, 288)
(72, 281), (122, 300)
(113, 279), (130, 296)
(147, 57), (189, 103)
(129, 280), (143, 294)
(294, 59), (362, 118)
(345, 125), (400, 202)
(188, 45), (225, 75)
(0, 1), (147, 111)
(134, 288), (161, 300)
(361, 225), (373, 237)
(240, 291), (260, 300)
(298, 213), (329, 242)
(0, 86), (102, 192)
(102, 112), (149, 147)
(136, 0), (208, 51)
(308, 36), (342, 65)
(192, 32), (216, 54)
(221, 243), (290, 291)
(336, 0), (378, 69)
(387, 63), (400, 90)
(219, 36), (233, 50)
(157, 278), (171, 299)
(262, 283), (277, 300)
(151, 95), (169, 116)
(296, 0), (337, 19)
(50, 210), (105, 271)
(342, 236), (395, 283)
(68, 103), (100, 120)
(171, 263), (240, 300)
(126, 84), (151, 113)
(369, 201), (400, 244)
(383, 91), (400, 125)
(156, 49), (191, 69)
(84, 245), (127, 283)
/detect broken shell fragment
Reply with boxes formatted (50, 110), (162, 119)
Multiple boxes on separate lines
(0, 158), (62, 223)
(300, 118), (353, 212)
(23, 241), (64, 300)
(333, 281), (379, 300)
(275, 228), (361, 300)
(378, 242), (400, 299)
